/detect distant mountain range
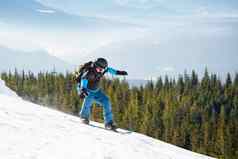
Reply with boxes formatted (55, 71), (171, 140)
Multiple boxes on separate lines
(0, 0), (142, 66)
(0, 45), (150, 87)
(81, 19), (238, 79)
(0, 46), (74, 73)
(1, 0), (237, 81)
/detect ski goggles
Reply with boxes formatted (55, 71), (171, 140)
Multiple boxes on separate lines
(96, 67), (106, 73)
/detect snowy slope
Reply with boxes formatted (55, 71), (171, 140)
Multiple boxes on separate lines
(0, 80), (18, 98)
(0, 79), (216, 159)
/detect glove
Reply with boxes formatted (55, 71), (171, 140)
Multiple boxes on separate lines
(79, 88), (88, 99)
(116, 70), (128, 76)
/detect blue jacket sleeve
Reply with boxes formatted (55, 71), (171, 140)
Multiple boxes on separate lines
(81, 79), (88, 89)
(107, 67), (117, 75)
(76, 79), (88, 93)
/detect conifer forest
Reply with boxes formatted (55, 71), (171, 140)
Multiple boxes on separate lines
(1, 69), (238, 159)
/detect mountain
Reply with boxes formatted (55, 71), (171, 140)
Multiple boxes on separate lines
(81, 17), (238, 79)
(0, 79), (215, 159)
(0, 0), (135, 31)
(0, 0), (143, 63)
(0, 46), (75, 73)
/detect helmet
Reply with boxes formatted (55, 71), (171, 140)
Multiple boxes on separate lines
(94, 58), (108, 69)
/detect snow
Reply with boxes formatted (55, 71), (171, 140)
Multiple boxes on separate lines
(0, 79), (18, 98)
(0, 79), (216, 159)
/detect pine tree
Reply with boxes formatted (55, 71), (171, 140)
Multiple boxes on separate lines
(215, 105), (225, 158)
(155, 77), (163, 93)
(122, 90), (140, 131)
(191, 70), (198, 88)
(177, 75), (184, 96)
(225, 73), (232, 88)
(234, 73), (238, 88)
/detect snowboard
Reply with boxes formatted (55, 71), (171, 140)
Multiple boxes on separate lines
(88, 123), (132, 135)
(77, 118), (132, 134)
(78, 120), (132, 134)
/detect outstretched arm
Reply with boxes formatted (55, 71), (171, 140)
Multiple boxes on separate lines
(107, 67), (128, 76)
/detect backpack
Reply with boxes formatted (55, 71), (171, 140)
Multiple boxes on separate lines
(73, 61), (93, 84)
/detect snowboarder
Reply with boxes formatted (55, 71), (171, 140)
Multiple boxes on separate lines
(76, 58), (128, 130)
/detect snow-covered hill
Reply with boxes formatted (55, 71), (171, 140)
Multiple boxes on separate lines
(0, 79), (215, 159)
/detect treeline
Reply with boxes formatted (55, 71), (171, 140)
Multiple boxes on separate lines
(1, 69), (238, 159)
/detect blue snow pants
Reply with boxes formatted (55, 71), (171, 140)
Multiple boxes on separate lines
(79, 89), (113, 124)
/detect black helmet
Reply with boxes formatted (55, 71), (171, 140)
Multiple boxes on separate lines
(94, 58), (108, 69)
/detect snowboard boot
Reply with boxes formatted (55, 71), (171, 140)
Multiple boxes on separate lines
(105, 121), (117, 130)
(80, 117), (89, 125)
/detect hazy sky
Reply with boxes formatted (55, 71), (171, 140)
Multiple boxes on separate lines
(1, 0), (238, 79)
(37, 0), (238, 18)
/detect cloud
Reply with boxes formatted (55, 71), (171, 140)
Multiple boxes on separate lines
(36, 9), (56, 14)
(193, 9), (238, 18)
(114, 0), (163, 9)
(152, 40), (160, 46)
(194, 7), (210, 17)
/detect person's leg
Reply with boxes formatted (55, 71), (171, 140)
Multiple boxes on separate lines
(79, 94), (94, 120)
(94, 90), (113, 124)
